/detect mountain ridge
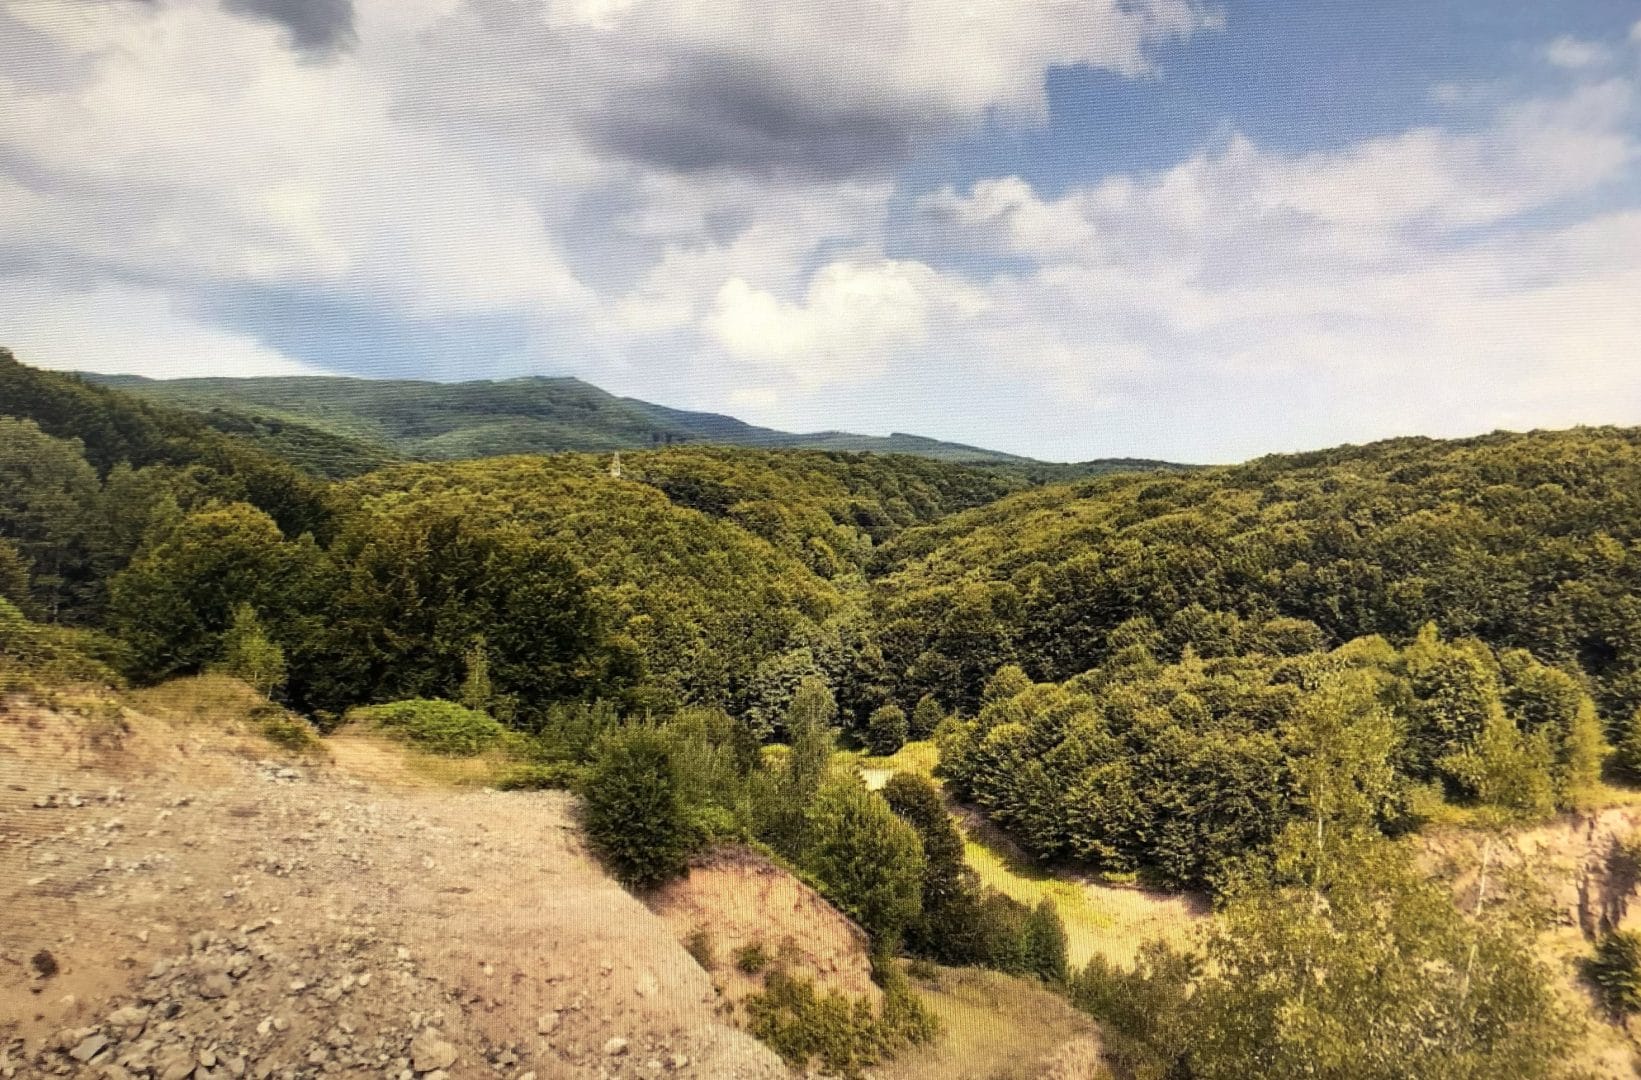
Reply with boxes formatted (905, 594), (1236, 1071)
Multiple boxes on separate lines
(78, 370), (1174, 475)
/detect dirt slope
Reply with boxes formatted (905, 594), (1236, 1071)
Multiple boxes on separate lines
(0, 688), (787, 1079)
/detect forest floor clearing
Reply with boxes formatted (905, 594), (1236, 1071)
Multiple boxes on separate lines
(0, 679), (786, 1079)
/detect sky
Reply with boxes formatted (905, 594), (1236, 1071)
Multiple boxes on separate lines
(2, 0), (1640, 463)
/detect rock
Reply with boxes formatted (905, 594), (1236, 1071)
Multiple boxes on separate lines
(669, 1053), (689, 1069)
(634, 971), (658, 998)
(198, 973), (233, 999)
(108, 1005), (151, 1030)
(603, 1037), (629, 1057)
(535, 1012), (559, 1035)
(409, 1029), (457, 1073)
(69, 1034), (108, 1062)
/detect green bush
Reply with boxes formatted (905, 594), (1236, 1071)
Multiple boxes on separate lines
(492, 760), (584, 790)
(744, 969), (937, 1079)
(1068, 941), (1198, 1080)
(255, 705), (318, 750)
(802, 779), (926, 951)
(1587, 930), (1641, 1016)
(865, 704), (909, 756)
(348, 698), (505, 755)
(580, 725), (699, 889)
(735, 941), (771, 975)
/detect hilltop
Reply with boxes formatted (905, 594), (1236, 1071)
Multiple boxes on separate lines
(78, 371), (1176, 477)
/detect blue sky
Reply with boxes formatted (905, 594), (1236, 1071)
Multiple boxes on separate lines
(3, 0), (1639, 462)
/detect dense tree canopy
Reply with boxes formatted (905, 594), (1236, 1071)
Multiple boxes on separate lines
(876, 427), (1641, 726)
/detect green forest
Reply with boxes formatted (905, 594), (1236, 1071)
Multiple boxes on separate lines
(5, 346), (1640, 1078)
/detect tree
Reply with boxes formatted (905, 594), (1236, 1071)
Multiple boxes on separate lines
(802, 779), (925, 952)
(865, 704), (908, 756)
(460, 634), (493, 714)
(219, 603), (287, 697)
(313, 497), (631, 721)
(0, 417), (101, 618)
(581, 726), (697, 889)
(1069, 941), (1198, 1080)
(909, 694), (944, 740)
(1192, 826), (1580, 1080)
(759, 675), (839, 859)
(1021, 899), (1069, 985)
(109, 501), (324, 683)
(0, 538), (30, 611)
(882, 773), (972, 958)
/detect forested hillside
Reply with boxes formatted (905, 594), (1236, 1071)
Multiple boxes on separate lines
(6, 351), (1641, 1078)
(85, 369), (1171, 476)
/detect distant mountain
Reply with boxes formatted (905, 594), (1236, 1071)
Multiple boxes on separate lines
(79, 372), (1179, 475)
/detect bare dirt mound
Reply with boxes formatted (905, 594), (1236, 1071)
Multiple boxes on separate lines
(0, 688), (787, 1079)
(647, 847), (878, 1011)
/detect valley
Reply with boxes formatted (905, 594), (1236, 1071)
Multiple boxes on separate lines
(4, 351), (1641, 1078)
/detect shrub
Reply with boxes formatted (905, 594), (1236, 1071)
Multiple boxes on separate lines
(580, 725), (698, 889)
(865, 704), (909, 756)
(349, 698), (504, 755)
(1069, 941), (1198, 1080)
(735, 941), (771, 975)
(492, 760), (584, 790)
(1587, 930), (1641, 1016)
(257, 707), (318, 750)
(802, 779), (926, 951)
(744, 969), (937, 1079)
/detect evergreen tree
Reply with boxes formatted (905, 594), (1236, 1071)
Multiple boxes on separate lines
(1021, 898), (1069, 985)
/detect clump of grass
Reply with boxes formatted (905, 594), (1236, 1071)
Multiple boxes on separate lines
(735, 941), (771, 975)
(492, 760), (583, 790)
(256, 705), (319, 751)
(684, 928), (717, 971)
(347, 698), (504, 755)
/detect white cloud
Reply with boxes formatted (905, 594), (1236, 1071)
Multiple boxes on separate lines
(706, 260), (958, 386)
(3, 279), (330, 379)
(1546, 36), (1608, 70)
(1, 0), (1638, 460)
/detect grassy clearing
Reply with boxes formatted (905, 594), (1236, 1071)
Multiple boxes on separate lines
(849, 740), (941, 778)
(881, 963), (1103, 1080)
(839, 739), (1205, 969)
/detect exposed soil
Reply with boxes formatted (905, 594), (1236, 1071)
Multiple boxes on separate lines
(0, 686), (786, 1079)
(647, 848), (879, 1011)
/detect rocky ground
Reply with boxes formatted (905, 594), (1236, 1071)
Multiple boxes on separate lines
(0, 685), (788, 1080)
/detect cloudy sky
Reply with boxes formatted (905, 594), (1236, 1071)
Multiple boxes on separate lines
(3, 0), (1639, 462)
